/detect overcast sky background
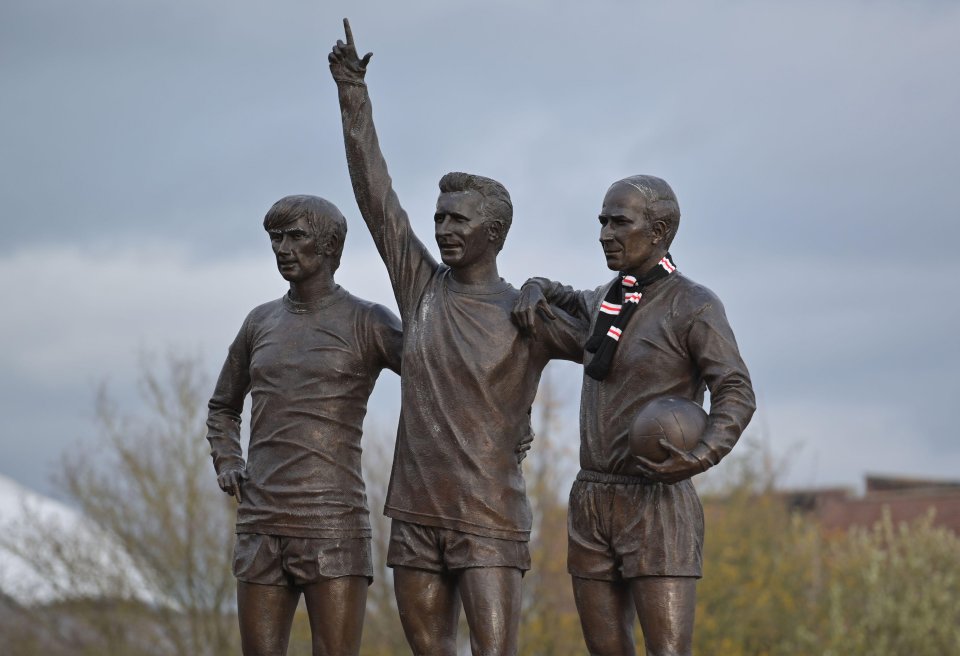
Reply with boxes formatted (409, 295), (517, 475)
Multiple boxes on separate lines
(1, 0), (958, 500)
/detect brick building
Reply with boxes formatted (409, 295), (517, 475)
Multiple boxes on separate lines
(780, 475), (960, 534)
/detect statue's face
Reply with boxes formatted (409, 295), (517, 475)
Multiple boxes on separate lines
(268, 216), (324, 282)
(598, 184), (659, 276)
(434, 190), (494, 268)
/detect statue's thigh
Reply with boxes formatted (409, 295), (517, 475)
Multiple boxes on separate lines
(630, 576), (697, 656)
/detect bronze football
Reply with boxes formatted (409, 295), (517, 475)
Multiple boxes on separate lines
(629, 396), (707, 463)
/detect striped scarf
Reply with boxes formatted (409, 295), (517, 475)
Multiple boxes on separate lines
(584, 253), (677, 380)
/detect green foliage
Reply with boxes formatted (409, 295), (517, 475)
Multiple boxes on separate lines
(817, 511), (960, 656)
(695, 445), (960, 656)
(696, 451), (824, 656)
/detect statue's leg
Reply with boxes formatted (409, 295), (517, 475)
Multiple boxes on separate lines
(629, 576), (696, 656)
(388, 520), (460, 654)
(301, 576), (368, 656)
(571, 576), (637, 656)
(459, 566), (522, 656)
(237, 581), (301, 656)
(394, 566), (461, 655)
(234, 533), (301, 656)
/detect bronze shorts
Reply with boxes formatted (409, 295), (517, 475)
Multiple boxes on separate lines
(567, 473), (704, 581)
(387, 520), (530, 573)
(232, 533), (373, 586)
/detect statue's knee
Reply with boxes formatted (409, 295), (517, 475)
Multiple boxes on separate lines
(468, 633), (518, 656)
(405, 630), (457, 656)
(583, 632), (635, 656)
(413, 639), (457, 656)
(311, 632), (361, 656)
(642, 641), (692, 656)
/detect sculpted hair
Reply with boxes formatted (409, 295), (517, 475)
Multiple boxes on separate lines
(614, 175), (681, 249)
(263, 195), (348, 271)
(438, 172), (513, 251)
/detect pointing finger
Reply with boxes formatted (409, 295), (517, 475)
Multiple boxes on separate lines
(344, 18), (354, 45)
(227, 472), (242, 503)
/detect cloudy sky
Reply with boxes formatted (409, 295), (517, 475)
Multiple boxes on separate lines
(2, 0), (958, 499)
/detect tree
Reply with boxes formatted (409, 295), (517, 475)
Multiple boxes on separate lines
(0, 354), (239, 655)
(0, 354), (422, 656)
(816, 511), (960, 655)
(518, 371), (584, 656)
(357, 419), (412, 656)
(695, 446), (824, 656)
(695, 442), (960, 656)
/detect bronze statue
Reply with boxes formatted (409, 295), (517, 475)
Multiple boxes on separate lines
(205, 195), (402, 656)
(329, 20), (586, 656)
(513, 176), (756, 656)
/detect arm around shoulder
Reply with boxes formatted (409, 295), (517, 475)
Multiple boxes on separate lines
(520, 277), (596, 321)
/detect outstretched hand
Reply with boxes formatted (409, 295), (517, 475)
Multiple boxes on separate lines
(329, 18), (373, 84)
(633, 440), (706, 484)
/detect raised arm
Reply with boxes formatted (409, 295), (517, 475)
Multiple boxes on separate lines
(328, 19), (436, 314)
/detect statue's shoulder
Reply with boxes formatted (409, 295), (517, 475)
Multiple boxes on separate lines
(669, 273), (726, 317)
(246, 297), (286, 321)
(340, 289), (400, 328)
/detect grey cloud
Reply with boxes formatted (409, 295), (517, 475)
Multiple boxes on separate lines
(1, 0), (958, 495)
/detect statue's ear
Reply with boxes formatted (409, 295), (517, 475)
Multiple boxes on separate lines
(321, 233), (340, 257)
(650, 219), (669, 245)
(485, 220), (504, 247)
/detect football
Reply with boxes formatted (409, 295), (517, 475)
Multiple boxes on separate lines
(629, 396), (708, 463)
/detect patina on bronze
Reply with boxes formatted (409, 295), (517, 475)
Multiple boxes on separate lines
(329, 19), (586, 656)
(205, 195), (402, 656)
(514, 176), (756, 656)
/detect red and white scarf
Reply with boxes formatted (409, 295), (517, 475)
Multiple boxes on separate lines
(584, 253), (677, 380)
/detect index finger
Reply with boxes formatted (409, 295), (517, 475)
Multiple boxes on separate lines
(634, 454), (664, 472)
(538, 299), (557, 320)
(631, 458), (658, 479)
(343, 18), (354, 45)
(228, 472), (243, 503)
(658, 439), (687, 457)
